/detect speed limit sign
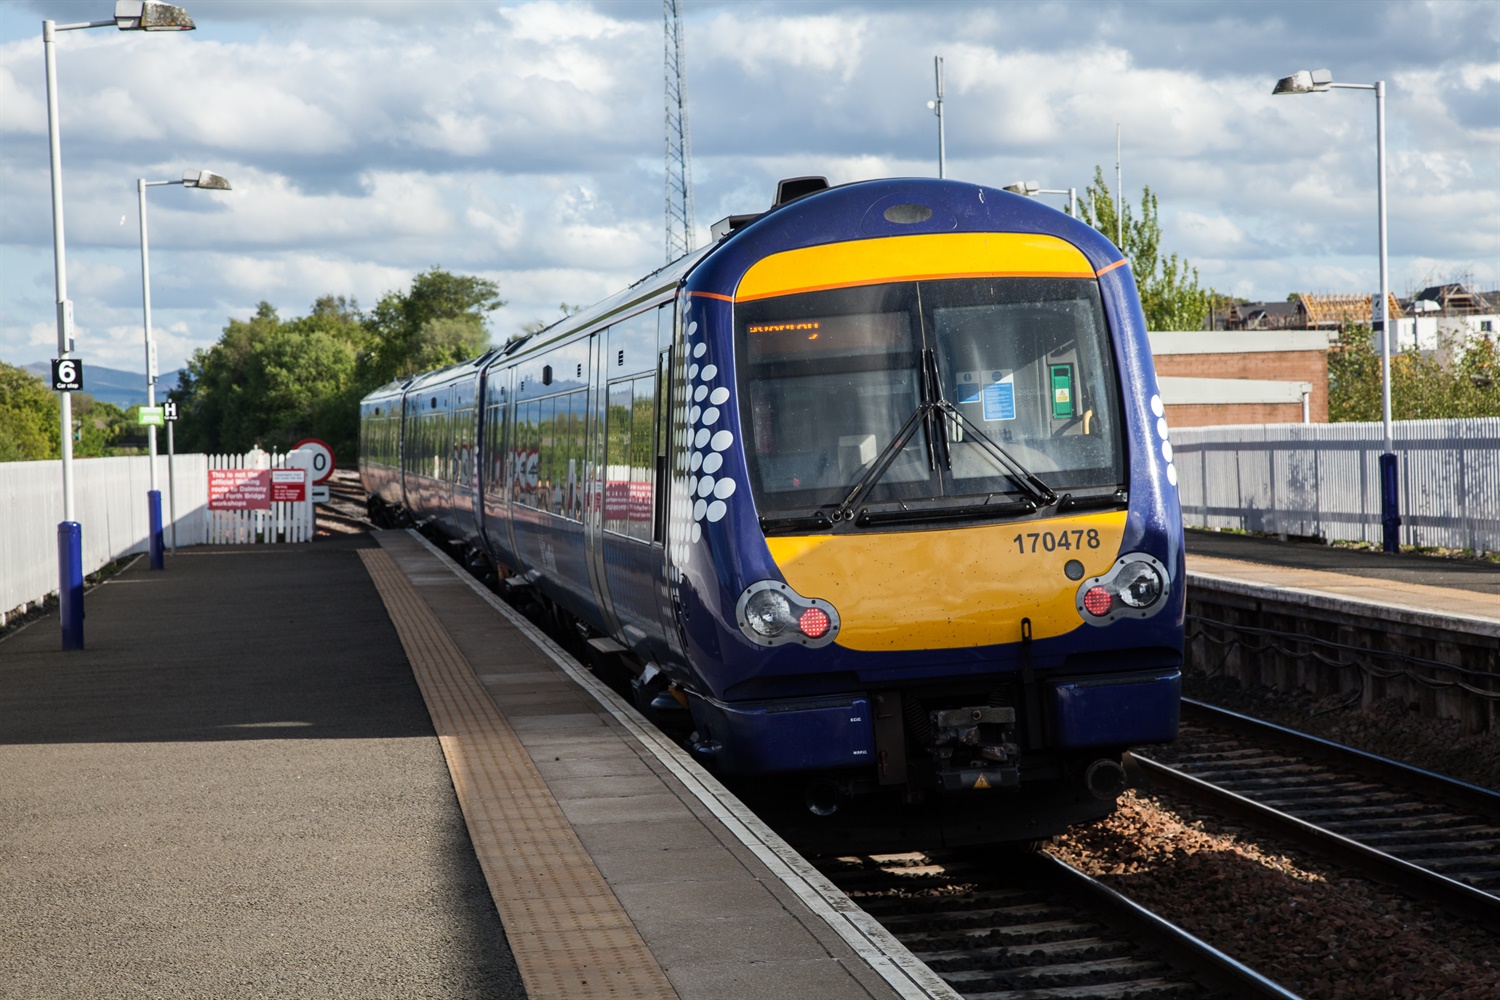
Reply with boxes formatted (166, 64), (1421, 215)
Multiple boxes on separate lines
(51, 358), (84, 391)
(292, 438), (335, 484)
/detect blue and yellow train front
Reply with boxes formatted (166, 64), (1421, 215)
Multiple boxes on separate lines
(663, 178), (1183, 841)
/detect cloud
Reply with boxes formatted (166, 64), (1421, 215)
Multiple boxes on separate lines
(1, 0), (1496, 372)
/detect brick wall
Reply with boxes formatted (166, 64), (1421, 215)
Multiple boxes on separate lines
(1153, 349), (1329, 427)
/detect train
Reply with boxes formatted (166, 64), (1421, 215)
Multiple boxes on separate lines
(360, 176), (1185, 846)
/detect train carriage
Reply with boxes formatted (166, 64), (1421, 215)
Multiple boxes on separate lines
(362, 176), (1185, 845)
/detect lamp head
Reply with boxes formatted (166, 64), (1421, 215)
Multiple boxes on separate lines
(1273, 68), (1332, 95)
(115, 1), (195, 31)
(183, 169), (231, 190)
(1003, 181), (1040, 196)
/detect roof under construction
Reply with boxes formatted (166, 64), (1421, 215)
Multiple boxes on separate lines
(1296, 292), (1405, 328)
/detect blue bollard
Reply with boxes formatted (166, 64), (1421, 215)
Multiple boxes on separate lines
(58, 521), (84, 650)
(148, 489), (164, 570)
(1379, 452), (1401, 554)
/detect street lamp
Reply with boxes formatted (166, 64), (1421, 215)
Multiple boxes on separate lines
(44, 1), (196, 648)
(1003, 180), (1078, 218)
(925, 56), (946, 179)
(138, 169), (230, 570)
(1273, 67), (1399, 552)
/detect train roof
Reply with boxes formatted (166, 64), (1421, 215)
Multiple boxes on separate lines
(360, 175), (1128, 406)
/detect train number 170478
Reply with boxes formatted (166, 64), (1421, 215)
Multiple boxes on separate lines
(1012, 529), (1101, 554)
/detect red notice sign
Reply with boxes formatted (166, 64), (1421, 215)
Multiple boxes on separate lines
(271, 468), (307, 503)
(208, 469), (271, 510)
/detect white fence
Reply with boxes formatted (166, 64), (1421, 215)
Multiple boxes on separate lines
(1, 453), (209, 622)
(1173, 418), (1500, 553)
(204, 451), (316, 545)
(2, 449), (318, 623)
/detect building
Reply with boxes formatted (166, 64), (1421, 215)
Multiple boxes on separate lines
(1225, 293), (1404, 332)
(1150, 329), (1333, 428)
(1394, 284), (1497, 353)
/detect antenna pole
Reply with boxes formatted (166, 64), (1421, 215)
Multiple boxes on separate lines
(663, 0), (695, 261)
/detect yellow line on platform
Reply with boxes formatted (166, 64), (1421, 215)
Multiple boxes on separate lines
(358, 548), (679, 1000)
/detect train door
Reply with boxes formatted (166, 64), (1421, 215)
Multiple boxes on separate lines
(450, 378), (479, 547)
(581, 331), (624, 640)
(597, 305), (673, 662)
(480, 367), (517, 569)
(651, 302), (687, 666)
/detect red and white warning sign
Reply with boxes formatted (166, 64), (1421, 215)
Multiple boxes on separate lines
(292, 438), (335, 484)
(208, 469), (271, 510)
(270, 468), (307, 503)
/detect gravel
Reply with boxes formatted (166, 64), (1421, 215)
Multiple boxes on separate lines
(1050, 664), (1500, 999)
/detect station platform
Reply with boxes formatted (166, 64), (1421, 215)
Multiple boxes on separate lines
(1183, 529), (1500, 633)
(0, 532), (946, 1000)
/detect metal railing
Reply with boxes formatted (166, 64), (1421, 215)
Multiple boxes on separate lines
(1172, 418), (1500, 553)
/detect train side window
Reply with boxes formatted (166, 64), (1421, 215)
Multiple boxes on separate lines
(610, 309), (657, 377)
(563, 390), (587, 520)
(604, 380), (635, 536)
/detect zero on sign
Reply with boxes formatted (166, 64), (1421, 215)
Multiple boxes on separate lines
(292, 438), (335, 484)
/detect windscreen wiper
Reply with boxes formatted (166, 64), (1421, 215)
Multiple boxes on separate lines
(936, 400), (1059, 508)
(833, 403), (928, 521)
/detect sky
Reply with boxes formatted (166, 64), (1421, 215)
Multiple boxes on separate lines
(1, 0), (1497, 375)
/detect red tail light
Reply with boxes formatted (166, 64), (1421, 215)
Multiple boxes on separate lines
(798, 607), (830, 638)
(1083, 586), (1113, 616)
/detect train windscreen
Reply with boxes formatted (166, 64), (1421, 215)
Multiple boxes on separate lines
(735, 277), (1125, 524)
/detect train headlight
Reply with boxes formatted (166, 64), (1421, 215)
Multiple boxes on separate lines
(736, 580), (841, 648)
(1076, 554), (1170, 626)
(744, 591), (794, 637)
(1118, 562), (1164, 608)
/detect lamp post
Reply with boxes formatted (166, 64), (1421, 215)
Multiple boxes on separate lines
(926, 56), (946, 179)
(1003, 180), (1078, 218)
(1274, 68), (1398, 552)
(138, 169), (230, 570)
(44, 1), (195, 648)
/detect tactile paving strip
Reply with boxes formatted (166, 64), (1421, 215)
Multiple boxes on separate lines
(359, 548), (679, 1000)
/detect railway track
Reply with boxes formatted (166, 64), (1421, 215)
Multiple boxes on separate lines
(1130, 698), (1500, 926)
(816, 849), (1299, 999)
(317, 472), (375, 534)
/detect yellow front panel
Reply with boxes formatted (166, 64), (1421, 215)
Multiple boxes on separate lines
(765, 512), (1128, 651)
(736, 232), (1094, 302)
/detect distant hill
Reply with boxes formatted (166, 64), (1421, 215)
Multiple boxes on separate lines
(18, 362), (184, 409)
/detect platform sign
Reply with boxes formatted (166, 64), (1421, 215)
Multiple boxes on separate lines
(208, 469), (271, 510)
(137, 405), (165, 427)
(51, 358), (84, 391)
(292, 438), (335, 484)
(271, 468), (306, 503)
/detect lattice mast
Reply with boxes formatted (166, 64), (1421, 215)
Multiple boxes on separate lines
(663, 0), (695, 262)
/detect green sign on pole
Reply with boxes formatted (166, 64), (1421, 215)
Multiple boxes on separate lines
(137, 405), (165, 427)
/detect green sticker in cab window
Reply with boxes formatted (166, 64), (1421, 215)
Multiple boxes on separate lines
(1050, 364), (1075, 419)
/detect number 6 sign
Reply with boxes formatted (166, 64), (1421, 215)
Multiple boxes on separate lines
(51, 358), (84, 391)
(292, 438), (335, 484)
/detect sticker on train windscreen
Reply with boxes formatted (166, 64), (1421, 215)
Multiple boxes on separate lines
(954, 370), (1016, 421)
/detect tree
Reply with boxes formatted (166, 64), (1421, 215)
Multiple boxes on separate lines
(1078, 166), (1213, 331)
(173, 299), (363, 459)
(362, 266), (503, 385)
(1329, 323), (1500, 421)
(0, 363), (137, 461)
(0, 361), (59, 461)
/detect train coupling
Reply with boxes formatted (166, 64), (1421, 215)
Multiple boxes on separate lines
(930, 706), (1022, 791)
